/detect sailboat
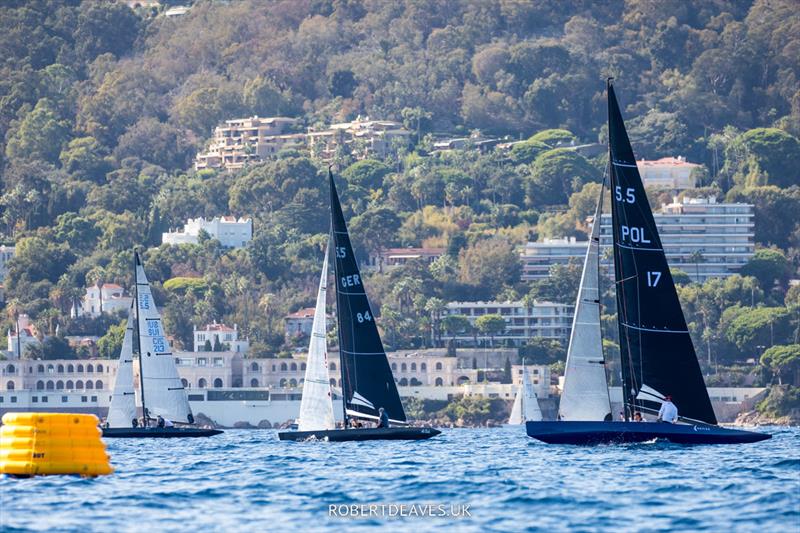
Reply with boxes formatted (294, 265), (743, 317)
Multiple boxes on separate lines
(526, 81), (770, 445)
(507, 364), (542, 425)
(279, 170), (440, 442)
(102, 252), (222, 438)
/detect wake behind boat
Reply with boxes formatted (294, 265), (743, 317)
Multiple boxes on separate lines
(526, 81), (770, 446)
(279, 170), (439, 442)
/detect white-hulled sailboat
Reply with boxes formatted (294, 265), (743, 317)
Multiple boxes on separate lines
(507, 364), (542, 425)
(102, 252), (222, 438)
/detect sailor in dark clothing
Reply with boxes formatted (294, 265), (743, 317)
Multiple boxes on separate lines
(377, 407), (390, 429)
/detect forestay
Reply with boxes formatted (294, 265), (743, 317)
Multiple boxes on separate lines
(607, 82), (716, 424)
(135, 252), (194, 423)
(297, 240), (336, 431)
(106, 305), (137, 428)
(559, 182), (612, 421)
(329, 170), (406, 423)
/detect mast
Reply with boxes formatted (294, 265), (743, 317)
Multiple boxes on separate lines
(133, 251), (148, 427)
(15, 315), (21, 358)
(332, 229), (349, 428)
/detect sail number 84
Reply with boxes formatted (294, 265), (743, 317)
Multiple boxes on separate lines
(356, 310), (373, 323)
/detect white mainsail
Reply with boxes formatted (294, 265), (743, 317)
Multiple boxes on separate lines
(106, 306), (137, 428)
(558, 185), (612, 421)
(135, 254), (193, 423)
(521, 367), (543, 422)
(297, 242), (336, 431)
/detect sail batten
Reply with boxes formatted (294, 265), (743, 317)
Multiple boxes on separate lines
(297, 241), (336, 432)
(329, 170), (406, 423)
(134, 253), (193, 424)
(107, 306), (137, 428)
(607, 82), (716, 425)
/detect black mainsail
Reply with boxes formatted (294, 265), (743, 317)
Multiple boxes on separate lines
(607, 81), (716, 424)
(329, 170), (406, 424)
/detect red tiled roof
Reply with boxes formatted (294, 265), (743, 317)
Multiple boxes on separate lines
(203, 323), (235, 332)
(285, 307), (316, 319)
(102, 283), (123, 290)
(638, 157), (700, 167)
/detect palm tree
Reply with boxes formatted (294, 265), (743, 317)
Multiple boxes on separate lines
(689, 250), (705, 284)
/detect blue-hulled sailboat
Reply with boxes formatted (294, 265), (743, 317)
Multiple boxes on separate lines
(526, 81), (770, 445)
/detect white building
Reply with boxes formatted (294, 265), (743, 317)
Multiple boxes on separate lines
(6, 315), (39, 358)
(0, 245), (15, 282)
(75, 284), (132, 318)
(162, 216), (252, 248)
(440, 301), (574, 347)
(520, 238), (587, 280)
(599, 197), (755, 282)
(521, 198), (755, 282)
(193, 322), (249, 353)
(637, 156), (704, 190)
(362, 247), (446, 272)
(195, 116), (304, 171)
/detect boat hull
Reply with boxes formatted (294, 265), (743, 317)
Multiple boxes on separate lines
(525, 421), (771, 445)
(278, 426), (440, 442)
(102, 427), (223, 438)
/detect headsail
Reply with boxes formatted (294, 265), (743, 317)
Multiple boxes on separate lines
(559, 182), (612, 421)
(134, 252), (194, 423)
(297, 240), (336, 431)
(607, 82), (716, 424)
(106, 305), (137, 428)
(329, 170), (406, 423)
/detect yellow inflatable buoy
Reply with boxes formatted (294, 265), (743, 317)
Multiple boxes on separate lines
(0, 413), (113, 477)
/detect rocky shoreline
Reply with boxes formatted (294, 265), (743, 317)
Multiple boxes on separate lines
(733, 410), (800, 427)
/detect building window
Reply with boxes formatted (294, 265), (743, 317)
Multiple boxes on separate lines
(11, 396), (17, 403)
(181, 378), (188, 387)
(250, 378), (259, 387)
(420, 363), (427, 372)
(280, 362), (288, 371)
(56, 380), (64, 390)
(329, 362), (336, 371)
(250, 362), (259, 372)
(198, 378), (207, 388)
(197, 358), (207, 366)
(436, 362), (443, 371)
(435, 377), (443, 386)
(76, 380), (84, 390)
(32, 396), (38, 403)
(81, 396), (87, 403)
(66, 380), (73, 389)
(95, 380), (103, 390)
(290, 363), (297, 371)
(213, 358), (223, 367)
(62, 396), (68, 403)
(97, 364), (103, 372)
(67, 364), (74, 373)
(6, 381), (14, 390)
(87, 364), (94, 373)
(213, 378), (223, 388)
(42, 396), (48, 403)
(91, 396), (97, 402)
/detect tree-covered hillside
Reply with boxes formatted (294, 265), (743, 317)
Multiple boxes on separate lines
(0, 0), (798, 378)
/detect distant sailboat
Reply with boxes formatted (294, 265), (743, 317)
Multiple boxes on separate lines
(280, 170), (440, 442)
(558, 180), (613, 422)
(106, 305), (137, 428)
(507, 365), (542, 425)
(296, 240), (336, 432)
(103, 252), (222, 438)
(525, 81), (770, 445)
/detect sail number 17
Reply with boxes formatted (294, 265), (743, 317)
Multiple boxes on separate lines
(646, 271), (661, 287)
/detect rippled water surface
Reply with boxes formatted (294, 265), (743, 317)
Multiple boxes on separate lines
(1, 426), (797, 532)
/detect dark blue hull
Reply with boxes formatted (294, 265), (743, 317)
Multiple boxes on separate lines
(526, 421), (771, 445)
(102, 427), (223, 438)
(278, 427), (440, 442)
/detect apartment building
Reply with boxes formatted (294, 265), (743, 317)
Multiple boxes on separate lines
(195, 116), (304, 170)
(440, 300), (574, 347)
(307, 116), (411, 161)
(521, 197), (755, 282)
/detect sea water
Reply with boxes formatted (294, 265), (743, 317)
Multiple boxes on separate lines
(1, 426), (797, 532)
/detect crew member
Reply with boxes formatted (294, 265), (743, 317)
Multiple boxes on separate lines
(377, 407), (390, 429)
(163, 417), (174, 428)
(156, 415), (165, 428)
(633, 411), (644, 422)
(657, 395), (678, 423)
